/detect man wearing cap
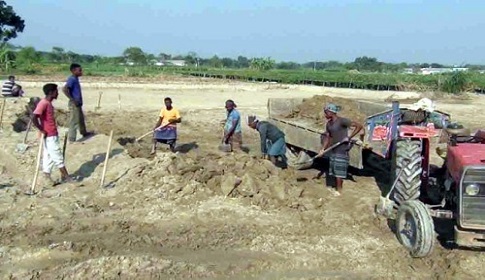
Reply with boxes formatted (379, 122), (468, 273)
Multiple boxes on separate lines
(247, 115), (287, 167)
(317, 103), (363, 196)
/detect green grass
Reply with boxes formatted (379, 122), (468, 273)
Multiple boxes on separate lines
(4, 63), (485, 93)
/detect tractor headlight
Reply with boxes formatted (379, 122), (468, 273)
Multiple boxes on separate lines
(465, 184), (480, 196)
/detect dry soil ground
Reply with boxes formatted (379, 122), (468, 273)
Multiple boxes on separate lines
(0, 75), (484, 279)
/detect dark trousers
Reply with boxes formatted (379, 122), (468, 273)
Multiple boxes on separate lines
(68, 101), (87, 142)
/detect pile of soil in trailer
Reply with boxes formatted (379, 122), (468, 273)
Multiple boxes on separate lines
(285, 95), (368, 125)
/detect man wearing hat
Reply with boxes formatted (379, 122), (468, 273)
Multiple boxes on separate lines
(317, 103), (363, 196)
(247, 115), (287, 167)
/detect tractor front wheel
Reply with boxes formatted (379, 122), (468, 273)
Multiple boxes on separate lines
(393, 140), (422, 205)
(396, 200), (435, 258)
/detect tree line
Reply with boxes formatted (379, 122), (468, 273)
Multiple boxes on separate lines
(4, 45), (483, 73)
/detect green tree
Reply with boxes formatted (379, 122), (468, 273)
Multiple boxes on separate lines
(276, 61), (300, 70)
(122, 47), (147, 65)
(352, 56), (383, 72)
(441, 71), (470, 94)
(184, 51), (198, 65)
(0, 43), (15, 71)
(250, 57), (275, 71)
(158, 52), (171, 60)
(208, 55), (222, 68)
(0, 1), (25, 42)
(236, 56), (249, 68)
(221, 57), (235, 68)
(16, 46), (40, 66)
(49, 46), (65, 62)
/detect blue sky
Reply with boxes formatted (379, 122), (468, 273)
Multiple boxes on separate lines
(10, 0), (485, 64)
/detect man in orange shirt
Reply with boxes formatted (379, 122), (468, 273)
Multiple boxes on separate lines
(151, 97), (181, 154)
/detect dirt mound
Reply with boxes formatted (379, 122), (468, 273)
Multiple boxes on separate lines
(286, 95), (368, 124)
(128, 151), (326, 211)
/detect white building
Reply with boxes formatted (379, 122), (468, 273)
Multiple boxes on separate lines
(154, 60), (187, 67)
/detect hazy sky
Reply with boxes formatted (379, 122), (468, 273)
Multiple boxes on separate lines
(11, 0), (485, 64)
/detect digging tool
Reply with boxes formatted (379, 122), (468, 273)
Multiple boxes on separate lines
(62, 131), (68, 159)
(30, 136), (44, 195)
(16, 119), (33, 153)
(135, 123), (170, 142)
(375, 166), (405, 218)
(95, 91), (103, 110)
(218, 130), (232, 152)
(0, 98), (6, 129)
(303, 140), (349, 164)
(100, 130), (114, 188)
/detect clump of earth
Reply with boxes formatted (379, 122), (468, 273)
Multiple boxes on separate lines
(286, 95), (370, 124)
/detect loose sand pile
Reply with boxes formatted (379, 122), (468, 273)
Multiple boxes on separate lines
(285, 95), (369, 124)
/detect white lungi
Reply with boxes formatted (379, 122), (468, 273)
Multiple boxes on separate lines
(42, 136), (65, 173)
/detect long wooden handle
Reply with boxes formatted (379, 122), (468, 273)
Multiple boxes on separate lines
(23, 119), (32, 144)
(31, 136), (44, 193)
(100, 130), (114, 188)
(311, 140), (347, 161)
(96, 92), (103, 108)
(136, 130), (155, 142)
(62, 131), (68, 159)
(136, 124), (169, 142)
(0, 98), (6, 128)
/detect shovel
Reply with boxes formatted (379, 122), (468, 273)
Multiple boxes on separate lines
(218, 130), (232, 152)
(136, 123), (170, 142)
(304, 140), (349, 164)
(375, 166), (405, 218)
(16, 119), (32, 153)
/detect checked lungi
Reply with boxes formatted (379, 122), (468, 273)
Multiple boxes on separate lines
(328, 152), (349, 179)
(154, 126), (177, 149)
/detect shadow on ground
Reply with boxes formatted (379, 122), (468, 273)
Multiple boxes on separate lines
(176, 141), (199, 154)
(0, 183), (14, 190)
(72, 148), (124, 181)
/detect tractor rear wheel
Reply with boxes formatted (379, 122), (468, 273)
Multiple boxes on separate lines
(396, 200), (435, 258)
(393, 140), (422, 205)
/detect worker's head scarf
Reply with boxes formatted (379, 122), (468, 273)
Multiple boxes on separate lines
(247, 115), (259, 125)
(324, 103), (340, 114)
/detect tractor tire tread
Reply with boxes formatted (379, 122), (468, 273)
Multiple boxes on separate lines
(396, 200), (435, 258)
(394, 140), (422, 205)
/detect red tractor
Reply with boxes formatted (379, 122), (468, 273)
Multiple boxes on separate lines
(368, 101), (485, 257)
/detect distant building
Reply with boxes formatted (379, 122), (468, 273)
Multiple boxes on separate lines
(154, 60), (187, 67)
(419, 67), (468, 75)
(403, 68), (414, 74)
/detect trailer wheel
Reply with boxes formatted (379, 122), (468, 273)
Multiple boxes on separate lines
(393, 140), (422, 205)
(396, 200), (435, 258)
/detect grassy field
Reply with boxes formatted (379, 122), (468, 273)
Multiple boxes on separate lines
(4, 63), (485, 93)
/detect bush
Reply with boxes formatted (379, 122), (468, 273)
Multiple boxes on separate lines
(440, 71), (470, 94)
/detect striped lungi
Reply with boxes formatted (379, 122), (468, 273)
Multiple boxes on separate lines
(329, 153), (349, 179)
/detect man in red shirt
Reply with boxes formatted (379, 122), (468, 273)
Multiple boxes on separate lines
(33, 83), (73, 185)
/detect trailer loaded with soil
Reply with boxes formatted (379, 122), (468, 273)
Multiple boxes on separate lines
(268, 95), (485, 258)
